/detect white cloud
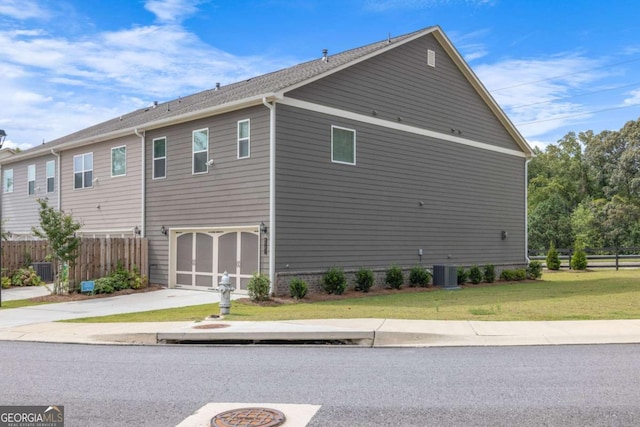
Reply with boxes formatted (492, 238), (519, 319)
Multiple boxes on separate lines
(475, 55), (609, 139)
(0, 0), (293, 148)
(0, 0), (49, 20)
(623, 88), (640, 106)
(144, 0), (204, 24)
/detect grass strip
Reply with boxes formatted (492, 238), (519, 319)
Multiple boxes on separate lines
(63, 269), (640, 322)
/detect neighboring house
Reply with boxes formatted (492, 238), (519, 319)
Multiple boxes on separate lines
(0, 26), (534, 294)
(0, 134), (142, 238)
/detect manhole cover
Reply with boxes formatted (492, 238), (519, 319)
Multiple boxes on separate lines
(192, 323), (230, 329)
(211, 407), (286, 427)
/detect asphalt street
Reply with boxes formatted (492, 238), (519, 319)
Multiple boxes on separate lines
(1, 341), (639, 426)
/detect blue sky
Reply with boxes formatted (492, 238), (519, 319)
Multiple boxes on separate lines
(1, 0), (639, 150)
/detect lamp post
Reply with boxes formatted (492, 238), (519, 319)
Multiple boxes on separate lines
(0, 129), (6, 307)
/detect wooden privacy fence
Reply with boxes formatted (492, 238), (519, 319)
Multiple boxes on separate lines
(1, 238), (148, 287)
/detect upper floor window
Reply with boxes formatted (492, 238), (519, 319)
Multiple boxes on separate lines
(46, 160), (55, 193)
(153, 137), (166, 179)
(27, 164), (36, 195)
(73, 153), (93, 189)
(331, 125), (356, 165)
(238, 119), (250, 159)
(193, 128), (209, 174)
(111, 145), (126, 177)
(3, 169), (13, 193)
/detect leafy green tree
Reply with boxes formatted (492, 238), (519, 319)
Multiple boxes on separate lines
(570, 201), (602, 249)
(31, 199), (81, 295)
(528, 193), (573, 250)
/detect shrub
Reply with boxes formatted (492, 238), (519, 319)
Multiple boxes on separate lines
(483, 264), (495, 283)
(546, 242), (561, 270)
(526, 261), (543, 279)
(500, 268), (527, 281)
(469, 265), (483, 284)
(11, 267), (43, 287)
(1, 276), (11, 289)
(354, 268), (375, 292)
(409, 266), (431, 287)
(571, 244), (588, 270)
(322, 267), (347, 295)
(93, 276), (117, 294)
(247, 273), (271, 301)
(385, 265), (404, 289)
(289, 278), (308, 299)
(456, 267), (469, 285)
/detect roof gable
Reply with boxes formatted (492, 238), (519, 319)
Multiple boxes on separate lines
(6, 26), (533, 162)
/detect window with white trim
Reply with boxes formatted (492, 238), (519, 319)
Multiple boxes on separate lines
(111, 145), (126, 177)
(192, 128), (209, 174)
(331, 125), (356, 165)
(3, 169), (13, 193)
(27, 164), (36, 195)
(73, 153), (93, 189)
(153, 137), (166, 179)
(238, 119), (250, 159)
(46, 160), (55, 193)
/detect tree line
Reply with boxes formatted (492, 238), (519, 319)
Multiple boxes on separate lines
(528, 116), (640, 250)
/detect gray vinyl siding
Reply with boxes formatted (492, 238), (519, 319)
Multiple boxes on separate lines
(1, 154), (58, 237)
(274, 104), (526, 271)
(286, 33), (520, 152)
(145, 106), (270, 285)
(61, 135), (142, 234)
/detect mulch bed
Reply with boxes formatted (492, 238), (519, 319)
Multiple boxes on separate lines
(27, 284), (164, 303)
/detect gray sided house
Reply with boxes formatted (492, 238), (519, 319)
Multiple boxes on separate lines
(0, 134), (142, 238)
(0, 26), (534, 294)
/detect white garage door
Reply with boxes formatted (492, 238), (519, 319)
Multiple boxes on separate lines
(174, 227), (259, 290)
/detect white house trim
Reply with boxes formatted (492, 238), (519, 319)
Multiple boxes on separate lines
(279, 96), (528, 158)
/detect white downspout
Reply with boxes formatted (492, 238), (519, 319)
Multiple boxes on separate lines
(134, 128), (145, 237)
(525, 158), (531, 263)
(50, 149), (61, 211)
(262, 97), (276, 294)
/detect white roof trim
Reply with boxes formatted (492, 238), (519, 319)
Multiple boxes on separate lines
(279, 96), (528, 158)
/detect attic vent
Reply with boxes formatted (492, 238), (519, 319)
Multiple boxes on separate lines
(322, 49), (328, 63)
(427, 49), (436, 67)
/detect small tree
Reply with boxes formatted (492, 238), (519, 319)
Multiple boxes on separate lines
(31, 199), (81, 295)
(546, 242), (561, 270)
(571, 241), (588, 270)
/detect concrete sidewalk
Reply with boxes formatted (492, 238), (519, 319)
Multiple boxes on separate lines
(2, 287), (640, 347)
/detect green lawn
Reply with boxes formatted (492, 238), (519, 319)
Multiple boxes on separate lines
(0, 299), (51, 309)
(64, 269), (640, 323)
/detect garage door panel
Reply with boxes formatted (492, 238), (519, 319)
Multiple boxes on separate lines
(241, 232), (259, 275)
(195, 233), (213, 273)
(176, 233), (193, 272)
(218, 232), (237, 274)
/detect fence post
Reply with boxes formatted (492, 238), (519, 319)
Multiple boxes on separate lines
(616, 248), (619, 271)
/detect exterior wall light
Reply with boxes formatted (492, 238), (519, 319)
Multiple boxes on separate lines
(160, 225), (168, 236)
(501, 230), (508, 240)
(260, 221), (268, 234)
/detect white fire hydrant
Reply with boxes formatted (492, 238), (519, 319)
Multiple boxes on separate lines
(218, 271), (234, 315)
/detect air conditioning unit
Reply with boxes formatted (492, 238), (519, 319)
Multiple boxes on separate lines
(31, 262), (54, 283)
(433, 265), (459, 289)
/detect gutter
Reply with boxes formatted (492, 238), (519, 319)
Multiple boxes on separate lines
(262, 97), (277, 294)
(525, 158), (532, 263)
(134, 128), (145, 237)
(5, 95), (271, 163)
(50, 149), (61, 211)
